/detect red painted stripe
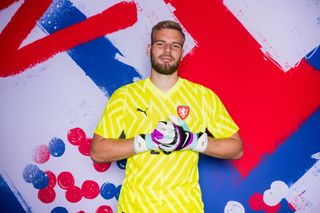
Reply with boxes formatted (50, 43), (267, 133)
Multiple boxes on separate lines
(0, 0), (18, 10)
(0, 0), (52, 54)
(167, 0), (320, 176)
(0, 1), (137, 77)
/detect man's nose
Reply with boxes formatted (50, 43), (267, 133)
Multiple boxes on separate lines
(164, 43), (172, 53)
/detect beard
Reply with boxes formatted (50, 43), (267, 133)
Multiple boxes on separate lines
(150, 53), (181, 75)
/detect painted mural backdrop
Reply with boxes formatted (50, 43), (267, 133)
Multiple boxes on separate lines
(0, 0), (319, 212)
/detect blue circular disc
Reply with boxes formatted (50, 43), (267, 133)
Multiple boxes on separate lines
(51, 206), (68, 213)
(100, 182), (116, 200)
(32, 170), (49, 189)
(115, 184), (122, 200)
(22, 164), (40, 183)
(49, 137), (65, 157)
(116, 159), (127, 170)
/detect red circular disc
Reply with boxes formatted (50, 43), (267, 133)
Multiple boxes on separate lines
(78, 138), (91, 156)
(38, 187), (56, 203)
(93, 162), (111, 172)
(249, 192), (281, 212)
(67, 128), (86, 146)
(249, 193), (264, 211)
(65, 186), (82, 203)
(81, 180), (100, 199)
(96, 205), (113, 213)
(45, 170), (56, 188)
(32, 145), (50, 164)
(57, 171), (75, 190)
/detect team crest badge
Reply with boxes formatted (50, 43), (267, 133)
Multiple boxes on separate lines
(177, 105), (190, 120)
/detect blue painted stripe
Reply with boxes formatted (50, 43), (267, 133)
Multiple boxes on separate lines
(200, 109), (320, 212)
(0, 173), (31, 213)
(39, 0), (141, 96)
(305, 46), (320, 71)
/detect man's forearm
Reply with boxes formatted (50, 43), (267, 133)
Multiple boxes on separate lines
(203, 133), (243, 159)
(90, 134), (135, 163)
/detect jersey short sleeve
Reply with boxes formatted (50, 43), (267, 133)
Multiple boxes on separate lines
(206, 90), (239, 138)
(94, 86), (127, 139)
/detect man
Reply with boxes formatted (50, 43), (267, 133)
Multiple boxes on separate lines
(91, 20), (243, 212)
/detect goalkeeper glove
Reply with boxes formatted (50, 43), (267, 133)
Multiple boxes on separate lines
(158, 115), (208, 153)
(134, 121), (172, 153)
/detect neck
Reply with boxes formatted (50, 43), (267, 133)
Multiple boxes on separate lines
(150, 70), (179, 93)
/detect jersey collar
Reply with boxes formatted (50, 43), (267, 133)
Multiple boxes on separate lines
(145, 77), (183, 99)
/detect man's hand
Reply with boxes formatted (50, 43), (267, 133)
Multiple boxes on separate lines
(134, 121), (174, 153)
(158, 115), (208, 153)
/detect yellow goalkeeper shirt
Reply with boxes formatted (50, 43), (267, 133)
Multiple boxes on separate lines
(94, 77), (239, 213)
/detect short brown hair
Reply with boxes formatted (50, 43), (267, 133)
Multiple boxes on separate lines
(151, 20), (185, 45)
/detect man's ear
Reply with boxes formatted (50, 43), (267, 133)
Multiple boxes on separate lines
(147, 44), (151, 56)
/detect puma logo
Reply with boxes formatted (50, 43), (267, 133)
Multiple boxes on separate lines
(137, 107), (149, 117)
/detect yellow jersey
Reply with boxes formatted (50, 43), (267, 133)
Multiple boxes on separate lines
(95, 77), (239, 213)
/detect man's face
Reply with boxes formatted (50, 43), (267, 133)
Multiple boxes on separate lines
(149, 29), (184, 75)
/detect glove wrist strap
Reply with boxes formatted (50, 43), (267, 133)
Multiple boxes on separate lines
(134, 134), (148, 153)
(192, 132), (208, 153)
